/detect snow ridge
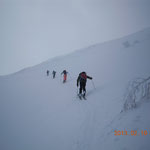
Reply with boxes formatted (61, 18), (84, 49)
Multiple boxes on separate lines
(0, 27), (150, 150)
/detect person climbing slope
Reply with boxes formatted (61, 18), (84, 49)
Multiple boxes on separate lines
(52, 70), (56, 79)
(47, 70), (49, 76)
(77, 72), (92, 99)
(61, 70), (68, 83)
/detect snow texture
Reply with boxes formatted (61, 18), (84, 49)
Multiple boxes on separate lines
(0, 27), (150, 150)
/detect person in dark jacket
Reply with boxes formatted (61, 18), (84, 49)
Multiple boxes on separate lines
(47, 70), (49, 76)
(52, 70), (56, 79)
(61, 70), (68, 83)
(77, 72), (92, 97)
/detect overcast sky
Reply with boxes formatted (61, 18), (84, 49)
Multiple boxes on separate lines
(0, 0), (150, 75)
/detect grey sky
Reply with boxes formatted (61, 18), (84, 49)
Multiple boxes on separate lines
(0, 0), (150, 75)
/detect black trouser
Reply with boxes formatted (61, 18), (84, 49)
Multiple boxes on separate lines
(79, 81), (86, 94)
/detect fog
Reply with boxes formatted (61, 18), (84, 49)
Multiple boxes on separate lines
(0, 0), (150, 75)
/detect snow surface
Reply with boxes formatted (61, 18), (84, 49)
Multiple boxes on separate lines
(0, 27), (150, 150)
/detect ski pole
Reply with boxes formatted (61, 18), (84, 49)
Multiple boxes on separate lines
(91, 80), (96, 90)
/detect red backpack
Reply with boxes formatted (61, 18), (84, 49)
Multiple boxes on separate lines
(80, 72), (87, 80)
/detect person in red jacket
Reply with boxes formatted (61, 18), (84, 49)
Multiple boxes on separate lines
(77, 72), (92, 97)
(61, 70), (68, 83)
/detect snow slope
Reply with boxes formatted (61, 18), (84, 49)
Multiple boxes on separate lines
(0, 27), (150, 150)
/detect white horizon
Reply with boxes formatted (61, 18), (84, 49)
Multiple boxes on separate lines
(0, 0), (150, 75)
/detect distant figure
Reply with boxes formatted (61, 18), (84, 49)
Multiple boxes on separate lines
(47, 70), (49, 76)
(52, 70), (56, 79)
(77, 72), (92, 97)
(61, 70), (68, 83)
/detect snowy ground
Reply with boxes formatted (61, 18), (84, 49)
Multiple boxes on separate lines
(0, 27), (150, 150)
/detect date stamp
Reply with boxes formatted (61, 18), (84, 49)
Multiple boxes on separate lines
(114, 129), (150, 136)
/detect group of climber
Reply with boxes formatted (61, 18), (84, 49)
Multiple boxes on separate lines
(46, 70), (56, 79)
(46, 69), (93, 98)
(46, 70), (68, 82)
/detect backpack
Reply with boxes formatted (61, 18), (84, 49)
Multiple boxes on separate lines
(80, 72), (87, 82)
